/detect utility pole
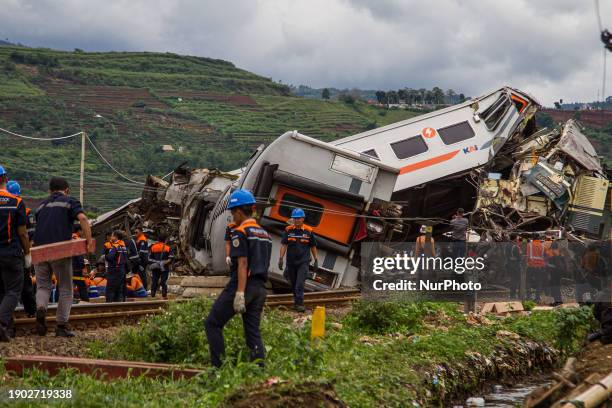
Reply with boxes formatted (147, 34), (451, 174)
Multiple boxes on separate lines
(80, 131), (85, 204)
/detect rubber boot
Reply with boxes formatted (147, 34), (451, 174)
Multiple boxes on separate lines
(36, 308), (47, 336)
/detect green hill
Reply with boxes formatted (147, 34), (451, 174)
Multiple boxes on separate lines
(0, 47), (420, 212)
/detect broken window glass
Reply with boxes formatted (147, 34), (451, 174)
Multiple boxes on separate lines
(278, 193), (324, 226)
(362, 149), (379, 159)
(437, 121), (475, 145)
(481, 94), (512, 130)
(390, 136), (428, 159)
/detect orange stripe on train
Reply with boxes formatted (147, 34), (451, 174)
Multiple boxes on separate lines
(399, 150), (460, 175)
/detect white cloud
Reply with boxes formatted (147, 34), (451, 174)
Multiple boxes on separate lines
(0, 0), (610, 104)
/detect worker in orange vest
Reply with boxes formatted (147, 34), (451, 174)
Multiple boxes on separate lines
(125, 272), (147, 298)
(415, 225), (435, 258)
(526, 235), (546, 302)
(544, 236), (564, 305)
(148, 234), (174, 299)
(134, 228), (149, 291)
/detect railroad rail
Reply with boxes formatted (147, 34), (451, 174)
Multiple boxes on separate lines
(11, 289), (361, 336)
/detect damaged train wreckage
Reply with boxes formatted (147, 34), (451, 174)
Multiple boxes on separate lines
(92, 86), (611, 290)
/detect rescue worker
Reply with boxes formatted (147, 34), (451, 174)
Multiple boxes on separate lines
(415, 225), (435, 258)
(33, 177), (92, 337)
(505, 234), (522, 299)
(224, 220), (237, 269)
(526, 235), (546, 302)
(105, 230), (128, 303)
(589, 277), (612, 344)
(125, 272), (147, 298)
(0, 167), (31, 342)
(278, 208), (318, 312)
(71, 226), (89, 302)
(148, 234), (173, 299)
(134, 228), (149, 290)
(544, 235), (564, 305)
(204, 189), (271, 368)
(449, 208), (468, 258)
(582, 244), (604, 293)
(126, 230), (140, 281)
(3, 180), (36, 317)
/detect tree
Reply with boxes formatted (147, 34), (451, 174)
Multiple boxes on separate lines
(322, 88), (330, 100)
(458, 93), (466, 103)
(446, 89), (456, 104)
(432, 87), (445, 105)
(397, 89), (407, 103)
(375, 91), (387, 104)
(386, 90), (399, 104)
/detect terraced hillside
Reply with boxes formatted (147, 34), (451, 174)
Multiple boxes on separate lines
(0, 47), (419, 212)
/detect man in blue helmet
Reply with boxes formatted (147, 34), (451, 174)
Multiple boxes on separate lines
(204, 189), (271, 368)
(1, 181), (37, 319)
(278, 208), (318, 312)
(0, 168), (31, 342)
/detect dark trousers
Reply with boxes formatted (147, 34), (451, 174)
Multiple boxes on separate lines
(21, 267), (36, 315)
(132, 262), (148, 291)
(284, 262), (308, 306)
(205, 279), (267, 368)
(151, 269), (169, 297)
(106, 279), (123, 303)
(0, 255), (24, 329)
(74, 279), (89, 302)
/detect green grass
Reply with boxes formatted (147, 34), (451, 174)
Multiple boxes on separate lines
(0, 298), (594, 407)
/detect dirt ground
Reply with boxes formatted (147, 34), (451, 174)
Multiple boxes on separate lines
(223, 381), (346, 408)
(575, 341), (612, 378)
(0, 327), (122, 359)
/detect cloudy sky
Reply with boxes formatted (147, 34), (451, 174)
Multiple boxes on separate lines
(1, 0), (610, 105)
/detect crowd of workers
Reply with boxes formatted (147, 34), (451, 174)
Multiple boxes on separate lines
(1, 161), (608, 365)
(0, 166), (182, 342)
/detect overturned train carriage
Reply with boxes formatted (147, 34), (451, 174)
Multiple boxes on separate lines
(187, 131), (400, 290)
(332, 86), (541, 238)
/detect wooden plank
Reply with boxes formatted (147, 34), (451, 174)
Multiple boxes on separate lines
(31, 239), (94, 264)
(4, 355), (203, 380)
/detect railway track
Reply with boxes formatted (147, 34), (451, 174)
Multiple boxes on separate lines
(11, 289), (361, 336)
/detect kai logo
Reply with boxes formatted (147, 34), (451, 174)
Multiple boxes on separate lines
(462, 145), (478, 154)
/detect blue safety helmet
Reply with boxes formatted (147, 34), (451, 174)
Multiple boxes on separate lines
(291, 208), (306, 219)
(227, 189), (256, 209)
(0, 166), (6, 177)
(6, 180), (21, 196)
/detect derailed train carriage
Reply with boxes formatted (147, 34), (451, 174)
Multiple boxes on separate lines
(95, 86), (610, 291)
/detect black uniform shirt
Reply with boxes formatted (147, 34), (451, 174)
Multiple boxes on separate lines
(281, 224), (317, 264)
(33, 192), (83, 246)
(229, 218), (271, 286)
(0, 189), (26, 256)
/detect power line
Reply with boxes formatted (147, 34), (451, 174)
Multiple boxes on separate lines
(0, 127), (83, 141)
(595, 0), (603, 32)
(85, 133), (145, 185)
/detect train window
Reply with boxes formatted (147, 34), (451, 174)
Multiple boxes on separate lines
(278, 193), (324, 227)
(481, 94), (511, 130)
(361, 149), (379, 159)
(390, 136), (428, 159)
(437, 121), (475, 145)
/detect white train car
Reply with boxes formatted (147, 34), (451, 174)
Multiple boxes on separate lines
(203, 131), (400, 289)
(332, 87), (539, 193)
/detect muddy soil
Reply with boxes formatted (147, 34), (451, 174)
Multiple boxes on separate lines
(0, 327), (122, 358)
(575, 341), (612, 377)
(223, 381), (346, 408)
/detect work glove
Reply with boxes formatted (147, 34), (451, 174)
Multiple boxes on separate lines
(24, 253), (32, 269)
(278, 258), (284, 270)
(225, 256), (232, 267)
(313, 258), (319, 271)
(233, 291), (246, 314)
